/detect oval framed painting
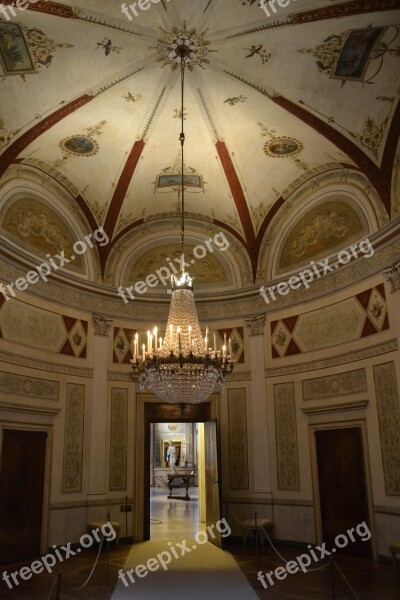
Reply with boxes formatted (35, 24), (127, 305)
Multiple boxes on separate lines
(264, 137), (303, 158)
(60, 136), (99, 157)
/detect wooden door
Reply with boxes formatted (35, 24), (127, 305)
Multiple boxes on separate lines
(315, 427), (372, 559)
(204, 420), (221, 547)
(0, 429), (47, 565)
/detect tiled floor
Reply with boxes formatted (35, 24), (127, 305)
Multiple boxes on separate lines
(2, 487), (398, 599)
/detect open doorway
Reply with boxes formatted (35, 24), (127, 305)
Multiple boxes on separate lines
(138, 398), (222, 544)
(150, 422), (199, 540)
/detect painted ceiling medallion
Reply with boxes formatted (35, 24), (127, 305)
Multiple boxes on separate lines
(153, 23), (216, 70)
(60, 136), (99, 157)
(263, 137), (303, 158)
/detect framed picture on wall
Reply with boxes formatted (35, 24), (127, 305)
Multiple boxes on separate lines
(162, 440), (182, 467)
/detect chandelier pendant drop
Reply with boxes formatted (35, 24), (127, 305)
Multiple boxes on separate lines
(131, 43), (234, 403)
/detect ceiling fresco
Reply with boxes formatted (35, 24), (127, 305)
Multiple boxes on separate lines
(0, 0), (398, 288)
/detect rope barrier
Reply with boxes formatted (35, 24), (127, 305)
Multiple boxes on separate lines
(261, 524), (330, 573)
(334, 560), (361, 599)
(228, 507), (361, 597)
(45, 573), (58, 600)
(60, 535), (105, 592)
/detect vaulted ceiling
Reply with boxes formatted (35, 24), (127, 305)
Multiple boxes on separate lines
(0, 0), (399, 296)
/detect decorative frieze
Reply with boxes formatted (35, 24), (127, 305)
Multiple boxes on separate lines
(110, 388), (128, 491)
(373, 362), (400, 496)
(274, 382), (300, 491)
(228, 388), (249, 489)
(62, 383), (85, 493)
(0, 235), (399, 320)
(0, 370), (59, 401)
(302, 369), (367, 401)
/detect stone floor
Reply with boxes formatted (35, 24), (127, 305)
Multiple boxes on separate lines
(1, 487), (398, 599)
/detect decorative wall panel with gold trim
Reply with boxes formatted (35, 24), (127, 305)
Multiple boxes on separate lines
(62, 383), (85, 493)
(274, 382), (300, 491)
(110, 388), (128, 491)
(0, 298), (88, 358)
(227, 388), (249, 489)
(373, 362), (400, 496)
(271, 285), (389, 358)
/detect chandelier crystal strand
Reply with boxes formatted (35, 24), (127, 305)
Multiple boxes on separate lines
(131, 43), (234, 403)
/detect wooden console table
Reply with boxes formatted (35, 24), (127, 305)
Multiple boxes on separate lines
(167, 473), (195, 501)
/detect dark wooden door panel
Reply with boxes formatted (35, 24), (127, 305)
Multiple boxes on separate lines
(0, 430), (47, 565)
(315, 427), (372, 559)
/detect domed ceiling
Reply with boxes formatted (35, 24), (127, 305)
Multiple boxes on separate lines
(0, 0), (399, 297)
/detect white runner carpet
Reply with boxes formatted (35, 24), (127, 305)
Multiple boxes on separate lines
(111, 538), (259, 599)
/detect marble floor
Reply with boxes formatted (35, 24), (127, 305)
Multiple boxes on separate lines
(150, 485), (199, 540)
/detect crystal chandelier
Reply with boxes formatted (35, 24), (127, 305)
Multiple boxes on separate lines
(131, 43), (234, 403)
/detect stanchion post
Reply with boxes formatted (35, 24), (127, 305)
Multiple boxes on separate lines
(330, 556), (336, 600)
(254, 511), (260, 569)
(55, 572), (62, 600)
(106, 510), (111, 588)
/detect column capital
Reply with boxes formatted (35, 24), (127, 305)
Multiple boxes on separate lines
(244, 314), (265, 336)
(93, 314), (113, 336)
(383, 260), (400, 292)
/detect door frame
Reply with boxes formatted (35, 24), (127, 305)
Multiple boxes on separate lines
(133, 391), (219, 542)
(309, 418), (376, 560)
(0, 422), (53, 556)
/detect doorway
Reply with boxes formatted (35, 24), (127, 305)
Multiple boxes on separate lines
(0, 429), (48, 565)
(150, 421), (199, 540)
(314, 426), (373, 559)
(136, 396), (221, 543)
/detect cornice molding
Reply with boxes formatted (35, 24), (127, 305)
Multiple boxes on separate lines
(0, 228), (399, 322)
(0, 350), (93, 378)
(265, 339), (398, 377)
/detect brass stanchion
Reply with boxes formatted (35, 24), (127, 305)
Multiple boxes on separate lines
(330, 556), (336, 600)
(55, 572), (62, 600)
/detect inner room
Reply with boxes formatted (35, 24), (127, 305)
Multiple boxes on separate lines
(150, 422), (200, 540)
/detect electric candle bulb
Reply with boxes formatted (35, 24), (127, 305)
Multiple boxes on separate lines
(142, 343), (145, 362)
(188, 325), (192, 350)
(153, 327), (157, 351)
